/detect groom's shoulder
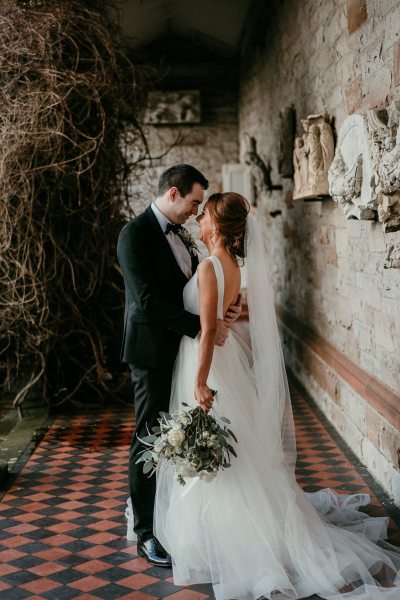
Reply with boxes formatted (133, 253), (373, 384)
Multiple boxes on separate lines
(119, 209), (150, 237)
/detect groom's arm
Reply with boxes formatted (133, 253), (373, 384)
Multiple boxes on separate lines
(117, 223), (200, 339)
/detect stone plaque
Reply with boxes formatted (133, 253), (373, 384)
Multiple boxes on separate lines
(145, 91), (201, 125)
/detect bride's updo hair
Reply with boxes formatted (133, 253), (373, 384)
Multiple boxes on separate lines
(206, 192), (250, 264)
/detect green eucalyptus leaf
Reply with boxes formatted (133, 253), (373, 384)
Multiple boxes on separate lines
(140, 435), (157, 443)
(143, 461), (154, 475)
(228, 445), (237, 457)
(227, 429), (238, 442)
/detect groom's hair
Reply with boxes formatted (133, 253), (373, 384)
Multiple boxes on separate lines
(157, 164), (209, 197)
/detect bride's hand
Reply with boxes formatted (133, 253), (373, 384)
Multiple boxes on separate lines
(195, 383), (214, 412)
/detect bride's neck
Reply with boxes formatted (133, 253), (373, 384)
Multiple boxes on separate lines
(204, 237), (225, 255)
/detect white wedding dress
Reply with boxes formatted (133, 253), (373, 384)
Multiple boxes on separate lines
(154, 252), (400, 600)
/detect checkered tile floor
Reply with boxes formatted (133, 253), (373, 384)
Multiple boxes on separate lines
(0, 378), (399, 600)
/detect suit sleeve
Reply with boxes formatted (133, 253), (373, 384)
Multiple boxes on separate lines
(117, 223), (200, 339)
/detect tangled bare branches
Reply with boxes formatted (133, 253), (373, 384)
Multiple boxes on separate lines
(0, 0), (148, 407)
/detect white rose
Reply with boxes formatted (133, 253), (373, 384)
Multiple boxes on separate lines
(168, 428), (185, 447)
(179, 412), (191, 425)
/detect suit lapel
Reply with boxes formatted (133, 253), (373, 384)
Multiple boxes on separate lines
(144, 205), (189, 282)
(191, 253), (199, 274)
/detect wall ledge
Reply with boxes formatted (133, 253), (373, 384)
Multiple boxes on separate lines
(275, 305), (400, 430)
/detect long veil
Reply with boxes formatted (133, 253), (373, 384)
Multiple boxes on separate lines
(245, 212), (400, 599)
(245, 213), (297, 472)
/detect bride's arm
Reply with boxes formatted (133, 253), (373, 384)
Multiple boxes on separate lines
(195, 260), (218, 412)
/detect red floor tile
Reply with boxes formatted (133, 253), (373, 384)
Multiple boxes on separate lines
(118, 593), (158, 600)
(75, 559), (114, 574)
(69, 575), (109, 592)
(119, 572), (160, 589)
(28, 562), (67, 576)
(0, 378), (398, 600)
(165, 591), (209, 600)
(20, 577), (61, 594)
(0, 564), (20, 576)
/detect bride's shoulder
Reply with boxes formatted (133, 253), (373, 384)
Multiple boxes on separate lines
(198, 257), (215, 272)
(197, 258), (218, 282)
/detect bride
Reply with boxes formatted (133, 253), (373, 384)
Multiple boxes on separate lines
(154, 192), (400, 600)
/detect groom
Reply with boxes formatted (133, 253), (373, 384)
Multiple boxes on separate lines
(117, 164), (241, 567)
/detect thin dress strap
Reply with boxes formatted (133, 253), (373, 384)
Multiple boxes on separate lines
(205, 256), (224, 320)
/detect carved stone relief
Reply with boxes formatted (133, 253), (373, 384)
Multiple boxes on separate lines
(327, 113), (376, 220)
(145, 91), (201, 125)
(293, 113), (334, 200)
(375, 102), (400, 232)
(329, 101), (400, 232)
(243, 133), (282, 205)
(385, 243), (400, 268)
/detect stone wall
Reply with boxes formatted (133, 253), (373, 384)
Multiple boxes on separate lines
(129, 38), (239, 216)
(239, 0), (400, 501)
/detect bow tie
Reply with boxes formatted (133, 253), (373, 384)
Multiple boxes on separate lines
(165, 223), (183, 235)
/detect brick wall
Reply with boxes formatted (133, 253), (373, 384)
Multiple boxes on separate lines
(129, 39), (239, 216)
(239, 0), (400, 501)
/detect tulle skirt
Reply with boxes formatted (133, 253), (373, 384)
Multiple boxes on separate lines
(154, 332), (400, 600)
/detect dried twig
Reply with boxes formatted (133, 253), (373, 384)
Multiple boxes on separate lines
(0, 0), (149, 407)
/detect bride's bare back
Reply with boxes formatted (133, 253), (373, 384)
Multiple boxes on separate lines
(211, 249), (241, 317)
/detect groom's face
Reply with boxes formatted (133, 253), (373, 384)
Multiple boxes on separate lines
(169, 182), (204, 224)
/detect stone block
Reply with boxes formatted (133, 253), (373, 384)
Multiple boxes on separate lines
(325, 247), (338, 266)
(367, 222), (387, 252)
(365, 404), (381, 447)
(345, 75), (363, 114)
(336, 296), (353, 330)
(334, 229), (350, 257)
(364, 66), (392, 107)
(380, 419), (400, 467)
(354, 319), (373, 351)
(360, 36), (386, 79)
(356, 273), (383, 308)
(375, 314), (396, 351)
(384, 7), (400, 51)
(394, 40), (400, 87)
(347, 0), (368, 35)
(319, 225), (331, 245)
(376, 0), (400, 18)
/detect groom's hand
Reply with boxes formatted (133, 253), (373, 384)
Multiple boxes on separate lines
(224, 293), (242, 324)
(214, 320), (229, 346)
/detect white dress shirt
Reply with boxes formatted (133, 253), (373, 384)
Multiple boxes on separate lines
(151, 203), (193, 278)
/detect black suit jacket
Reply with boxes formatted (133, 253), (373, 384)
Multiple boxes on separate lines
(117, 205), (201, 369)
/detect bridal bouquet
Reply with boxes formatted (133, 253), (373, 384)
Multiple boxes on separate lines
(136, 393), (238, 486)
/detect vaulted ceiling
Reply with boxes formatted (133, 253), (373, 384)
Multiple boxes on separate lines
(115, 0), (251, 57)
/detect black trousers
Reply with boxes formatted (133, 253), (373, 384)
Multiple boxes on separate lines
(129, 363), (173, 543)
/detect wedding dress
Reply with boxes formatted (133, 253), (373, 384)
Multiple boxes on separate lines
(154, 218), (400, 600)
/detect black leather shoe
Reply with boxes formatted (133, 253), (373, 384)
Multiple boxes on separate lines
(137, 536), (172, 567)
